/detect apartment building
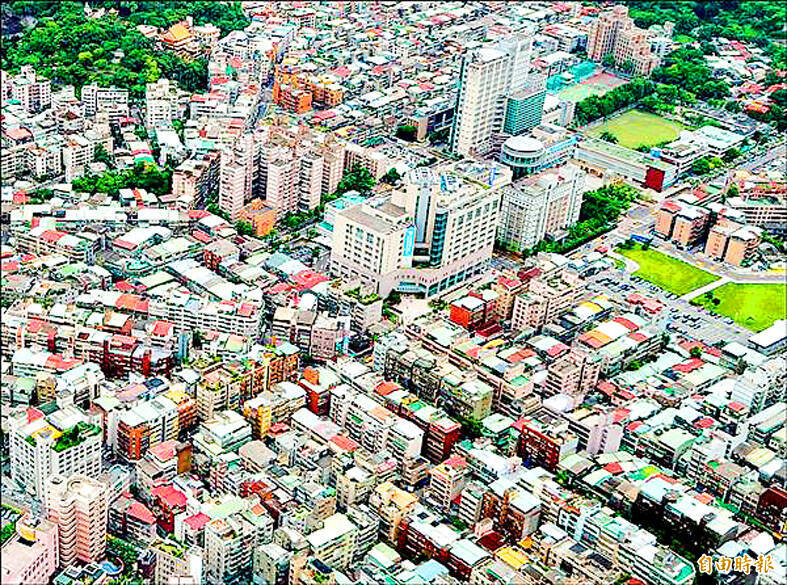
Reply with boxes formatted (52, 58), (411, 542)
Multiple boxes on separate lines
(152, 538), (195, 585)
(428, 456), (468, 513)
(146, 78), (189, 129)
(9, 406), (103, 498)
(511, 272), (584, 331)
(497, 163), (585, 252)
(8, 65), (52, 112)
(587, 5), (665, 76)
(0, 516), (59, 585)
(306, 513), (358, 571)
(62, 134), (93, 182)
(704, 219), (762, 266)
(45, 474), (109, 566)
(203, 508), (274, 585)
(369, 482), (418, 544)
(219, 134), (254, 220)
(81, 84), (130, 123)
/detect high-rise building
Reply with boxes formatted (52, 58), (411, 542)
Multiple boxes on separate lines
(330, 163), (511, 297)
(503, 75), (547, 136)
(45, 474), (109, 566)
(450, 30), (534, 156)
(497, 163), (586, 253)
(219, 134), (254, 220)
(587, 5), (664, 77)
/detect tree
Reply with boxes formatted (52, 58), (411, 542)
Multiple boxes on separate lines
(722, 148), (741, 163)
(381, 168), (402, 185)
(94, 143), (113, 167)
(602, 54), (616, 68)
(691, 157), (712, 175)
(235, 220), (255, 236)
(599, 130), (618, 144)
(395, 125), (417, 142)
(690, 346), (703, 358)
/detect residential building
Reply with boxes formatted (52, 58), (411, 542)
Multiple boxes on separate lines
(45, 474), (109, 566)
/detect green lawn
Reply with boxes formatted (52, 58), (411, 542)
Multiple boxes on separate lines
(691, 283), (787, 332)
(618, 245), (719, 295)
(587, 110), (685, 149)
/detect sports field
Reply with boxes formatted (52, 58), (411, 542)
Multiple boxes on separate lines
(618, 245), (719, 296)
(587, 110), (685, 149)
(556, 72), (628, 103)
(690, 283), (787, 332)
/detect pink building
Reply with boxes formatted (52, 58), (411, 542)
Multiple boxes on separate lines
(1, 516), (59, 585)
(46, 474), (109, 566)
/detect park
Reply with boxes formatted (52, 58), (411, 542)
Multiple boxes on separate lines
(617, 244), (719, 296)
(691, 283), (787, 332)
(586, 110), (686, 149)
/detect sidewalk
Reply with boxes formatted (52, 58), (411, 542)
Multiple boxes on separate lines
(681, 276), (729, 302)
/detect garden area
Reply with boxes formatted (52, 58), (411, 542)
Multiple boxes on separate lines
(617, 243), (719, 295)
(587, 110), (685, 149)
(691, 283), (787, 332)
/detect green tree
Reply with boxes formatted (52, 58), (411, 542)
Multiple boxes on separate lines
(602, 54), (616, 68)
(599, 130), (618, 144)
(395, 125), (417, 142)
(381, 168), (402, 185)
(235, 220), (255, 236)
(690, 346), (703, 358)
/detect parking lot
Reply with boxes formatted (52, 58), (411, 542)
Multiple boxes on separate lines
(586, 269), (752, 346)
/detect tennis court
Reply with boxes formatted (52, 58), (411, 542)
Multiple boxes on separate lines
(556, 72), (628, 103)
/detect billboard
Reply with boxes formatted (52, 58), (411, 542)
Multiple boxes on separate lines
(403, 225), (415, 258)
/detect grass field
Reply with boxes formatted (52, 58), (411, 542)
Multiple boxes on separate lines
(587, 110), (685, 149)
(691, 283), (787, 332)
(618, 245), (719, 295)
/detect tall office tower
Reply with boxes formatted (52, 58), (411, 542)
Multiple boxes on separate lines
(450, 29), (534, 157)
(330, 163), (511, 297)
(504, 75), (547, 135)
(219, 134), (254, 220)
(45, 474), (109, 566)
(497, 163), (586, 252)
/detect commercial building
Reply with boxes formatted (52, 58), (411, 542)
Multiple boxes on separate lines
(331, 164), (511, 298)
(574, 137), (677, 191)
(451, 30), (535, 156)
(9, 406), (103, 498)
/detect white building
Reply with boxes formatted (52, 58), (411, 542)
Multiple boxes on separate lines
(497, 163), (586, 252)
(450, 30), (534, 156)
(9, 406), (103, 498)
(81, 84), (129, 123)
(330, 162), (511, 297)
